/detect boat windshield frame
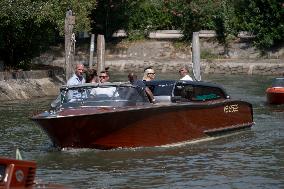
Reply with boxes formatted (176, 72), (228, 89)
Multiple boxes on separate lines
(56, 82), (150, 108)
(146, 80), (230, 102)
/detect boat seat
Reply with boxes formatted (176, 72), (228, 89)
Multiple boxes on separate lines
(154, 96), (172, 103)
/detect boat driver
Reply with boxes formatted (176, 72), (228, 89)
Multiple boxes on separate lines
(90, 71), (118, 98)
(128, 72), (156, 103)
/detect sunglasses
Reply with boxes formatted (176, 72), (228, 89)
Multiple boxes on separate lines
(148, 73), (155, 75)
(99, 76), (107, 78)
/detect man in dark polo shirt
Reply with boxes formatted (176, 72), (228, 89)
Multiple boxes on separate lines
(128, 72), (156, 104)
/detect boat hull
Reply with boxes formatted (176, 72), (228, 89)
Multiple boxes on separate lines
(32, 100), (253, 149)
(266, 87), (284, 105)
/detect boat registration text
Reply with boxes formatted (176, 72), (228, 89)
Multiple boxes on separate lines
(224, 104), (239, 113)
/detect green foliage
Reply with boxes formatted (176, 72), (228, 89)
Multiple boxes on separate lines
(1, 0), (283, 69)
(235, 0), (284, 49)
(214, 0), (239, 41)
(126, 31), (146, 41)
(91, 0), (128, 39)
(92, 0), (185, 41)
(0, 0), (96, 69)
(17, 60), (32, 71)
(180, 0), (220, 41)
(188, 0), (222, 30)
(126, 0), (172, 31)
(121, 0), (284, 49)
(180, 0), (239, 47)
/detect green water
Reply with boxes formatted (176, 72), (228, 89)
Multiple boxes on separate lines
(0, 74), (283, 189)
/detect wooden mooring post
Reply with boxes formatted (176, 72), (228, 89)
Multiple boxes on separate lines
(192, 32), (201, 81)
(64, 10), (75, 82)
(89, 34), (95, 68)
(96, 34), (105, 73)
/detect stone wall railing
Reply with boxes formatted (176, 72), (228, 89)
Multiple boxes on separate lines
(112, 29), (255, 39)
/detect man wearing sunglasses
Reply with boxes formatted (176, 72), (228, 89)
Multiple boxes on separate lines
(99, 71), (110, 83)
(143, 67), (156, 81)
(90, 70), (116, 97)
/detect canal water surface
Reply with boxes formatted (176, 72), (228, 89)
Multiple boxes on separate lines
(0, 74), (283, 189)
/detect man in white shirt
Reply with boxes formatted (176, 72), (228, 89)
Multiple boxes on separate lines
(66, 63), (86, 100)
(67, 63), (86, 85)
(179, 67), (193, 81)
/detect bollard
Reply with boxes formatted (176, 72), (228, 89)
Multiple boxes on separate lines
(192, 32), (201, 81)
(89, 34), (95, 68)
(97, 34), (105, 73)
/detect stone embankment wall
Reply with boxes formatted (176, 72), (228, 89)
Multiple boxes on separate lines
(105, 59), (284, 75)
(0, 69), (64, 101)
(33, 40), (284, 75)
(103, 40), (283, 75)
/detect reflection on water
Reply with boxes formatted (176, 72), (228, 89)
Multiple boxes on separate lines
(0, 74), (283, 188)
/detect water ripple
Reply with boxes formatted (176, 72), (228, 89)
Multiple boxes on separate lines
(0, 75), (283, 188)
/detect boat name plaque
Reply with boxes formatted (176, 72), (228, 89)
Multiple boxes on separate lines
(224, 104), (239, 113)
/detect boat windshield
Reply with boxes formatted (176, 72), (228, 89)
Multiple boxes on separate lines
(272, 78), (284, 87)
(56, 84), (150, 108)
(146, 80), (228, 102)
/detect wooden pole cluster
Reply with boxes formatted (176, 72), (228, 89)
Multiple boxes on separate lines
(64, 10), (75, 82)
(192, 32), (201, 81)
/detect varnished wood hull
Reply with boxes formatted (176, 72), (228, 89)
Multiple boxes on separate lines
(32, 100), (253, 150)
(266, 87), (284, 105)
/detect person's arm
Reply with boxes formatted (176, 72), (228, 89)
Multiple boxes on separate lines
(50, 94), (61, 109)
(145, 87), (156, 103)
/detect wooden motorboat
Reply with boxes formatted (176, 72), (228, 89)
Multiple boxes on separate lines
(0, 156), (69, 188)
(31, 81), (254, 150)
(266, 77), (284, 105)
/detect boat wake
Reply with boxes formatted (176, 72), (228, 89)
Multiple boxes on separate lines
(159, 129), (252, 148)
